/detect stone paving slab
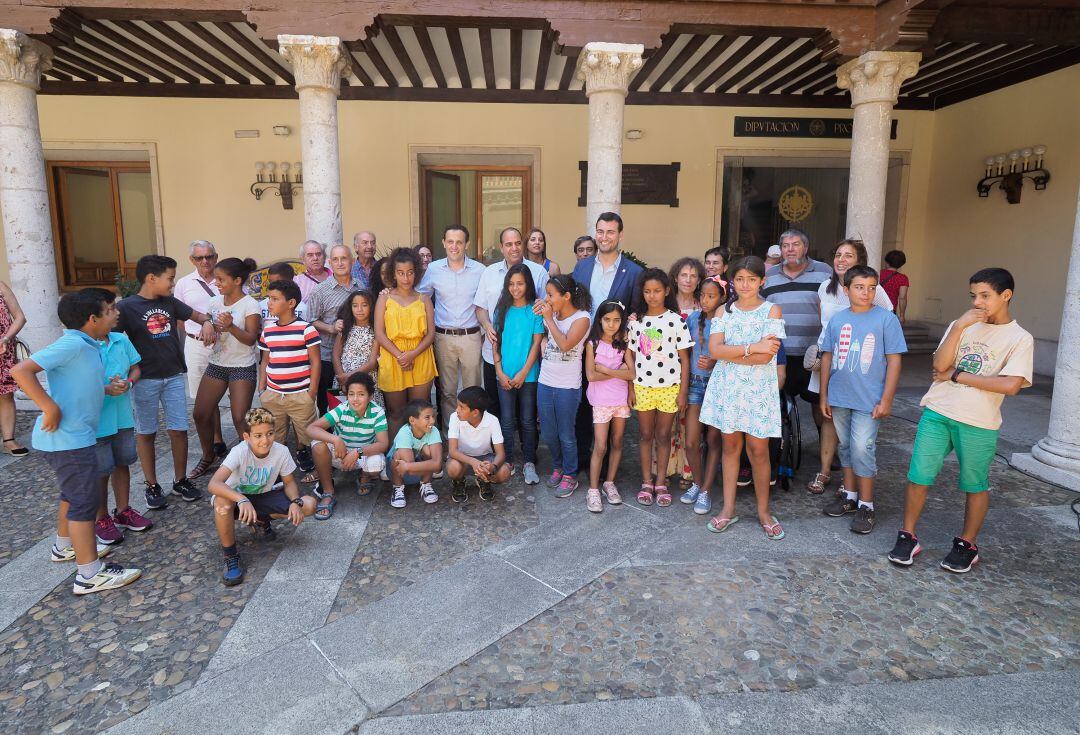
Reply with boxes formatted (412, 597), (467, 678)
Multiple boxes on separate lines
(100, 637), (367, 735)
(314, 551), (564, 713)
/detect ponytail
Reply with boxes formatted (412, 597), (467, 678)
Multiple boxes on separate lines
(548, 274), (592, 314)
(216, 256), (256, 284)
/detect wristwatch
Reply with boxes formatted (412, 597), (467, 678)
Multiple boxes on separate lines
(950, 367), (964, 383)
(289, 497), (304, 507)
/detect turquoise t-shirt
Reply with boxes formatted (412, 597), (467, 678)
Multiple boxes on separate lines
(30, 330), (105, 452)
(497, 304), (545, 383)
(97, 333), (141, 438)
(391, 424), (442, 453)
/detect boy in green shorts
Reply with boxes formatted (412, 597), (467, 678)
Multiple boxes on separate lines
(888, 268), (1033, 573)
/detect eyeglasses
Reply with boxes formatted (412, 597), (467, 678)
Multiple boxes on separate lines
(192, 254), (217, 262)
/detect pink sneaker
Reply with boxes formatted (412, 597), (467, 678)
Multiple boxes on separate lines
(602, 481), (622, 505)
(586, 488), (602, 512)
(95, 515), (124, 545)
(114, 506), (153, 532)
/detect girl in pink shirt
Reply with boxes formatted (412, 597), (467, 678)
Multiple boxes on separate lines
(584, 301), (635, 512)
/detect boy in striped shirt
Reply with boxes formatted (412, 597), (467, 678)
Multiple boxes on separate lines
(307, 371), (390, 519)
(257, 280), (322, 473)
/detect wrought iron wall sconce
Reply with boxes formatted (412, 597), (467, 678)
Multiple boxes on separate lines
(252, 161), (303, 209)
(978, 145), (1049, 204)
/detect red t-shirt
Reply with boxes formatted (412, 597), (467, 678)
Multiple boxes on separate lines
(879, 269), (909, 310)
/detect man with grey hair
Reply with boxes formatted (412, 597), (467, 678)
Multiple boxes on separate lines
(307, 244), (363, 414)
(762, 228), (832, 428)
(296, 240), (330, 304)
(351, 231), (377, 291)
(174, 239), (226, 456)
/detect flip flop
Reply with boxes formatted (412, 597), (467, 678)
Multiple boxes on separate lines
(707, 515), (740, 533)
(314, 494), (336, 520)
(762, 515), (785, 540)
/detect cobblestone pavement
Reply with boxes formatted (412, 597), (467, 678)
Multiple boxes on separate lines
(0, 402), (1077, 734)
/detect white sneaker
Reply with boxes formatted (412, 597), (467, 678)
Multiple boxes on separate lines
(73, 563), (142, 595)
(390, 486), (406, 508)
(432, 467), (445, 480)
(419, 482), (439, 504)
(51, 542), (112, 563)
(523, 463), (540, 485)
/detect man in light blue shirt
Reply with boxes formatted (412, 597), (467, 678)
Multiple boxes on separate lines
(417, 224), (486, 432)
(474, 226), (549, 412)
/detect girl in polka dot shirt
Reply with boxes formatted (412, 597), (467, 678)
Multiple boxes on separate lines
(627, 268), (694, 507)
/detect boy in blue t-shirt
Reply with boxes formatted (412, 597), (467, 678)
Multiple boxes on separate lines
(12, 289), (142, 595)
(819, 265), (907, 534)
(387, 399), (443, 509)
(93, 291), (154, 546)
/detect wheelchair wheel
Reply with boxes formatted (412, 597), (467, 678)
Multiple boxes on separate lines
(787, 395), (802, 473)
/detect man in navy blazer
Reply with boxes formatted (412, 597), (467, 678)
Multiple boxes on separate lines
(571, 212), (643, 316)
(572, 211), (644, 470)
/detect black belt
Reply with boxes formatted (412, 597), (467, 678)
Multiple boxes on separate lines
(436, 326), (481, 336)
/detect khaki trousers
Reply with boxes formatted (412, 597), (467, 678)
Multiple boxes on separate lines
(259, 389), (318, 446)
(433, 331), (483, 432)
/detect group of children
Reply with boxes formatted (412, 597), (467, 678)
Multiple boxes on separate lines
(15, 243), (1032, 593)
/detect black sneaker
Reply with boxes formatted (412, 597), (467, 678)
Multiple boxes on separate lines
(940, 537), (979, 574)
(296, 447), (315, 473)
(823, 495), (858, 517)
(451, 478), (467, 504)
(222, 554), (245, 586)
(214, 441), (228, 458)
(477, 477), (495, 502)
(252, 517), (276, 541)
(311, 481), (325, 499)
(173, 477), (202, 502)
(144, 482), (167, 510)
(887, 530), (921, 566)
(850, 506), (875, 534)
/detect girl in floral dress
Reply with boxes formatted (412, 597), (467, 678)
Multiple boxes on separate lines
(333, 290), (383, 408)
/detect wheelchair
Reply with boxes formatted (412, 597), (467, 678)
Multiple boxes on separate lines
(775, 391), (802, 491)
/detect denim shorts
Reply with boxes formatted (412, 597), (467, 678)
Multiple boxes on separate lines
(132, 374), (189, 435)
(831, 406), (880, 478)
(95, 429), (137, 476)
(44, 446), (100, 522)
(687, 374), (709, 406)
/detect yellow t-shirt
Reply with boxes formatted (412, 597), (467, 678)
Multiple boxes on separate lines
(920, 320), (1033, 430)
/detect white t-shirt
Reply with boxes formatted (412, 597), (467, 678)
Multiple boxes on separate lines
(447, 411), (504, 457)
(207, 294), (260, 367)
(222, 441), (296, 495)
(627, 310), (695, 388)
(538, 310), (590, 389)
(259, 299), (307, 329)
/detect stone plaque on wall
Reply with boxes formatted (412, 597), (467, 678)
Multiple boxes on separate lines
(578, 162), (680, 207)
(734, 116), (898, 139)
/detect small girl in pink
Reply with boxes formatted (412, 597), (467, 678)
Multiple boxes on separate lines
(584, 301), (635, 512)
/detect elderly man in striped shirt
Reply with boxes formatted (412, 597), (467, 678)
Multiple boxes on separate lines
(762, 228), (832, 432)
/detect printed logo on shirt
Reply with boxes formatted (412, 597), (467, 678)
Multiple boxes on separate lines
(957, 343), (992, 375)
(144, 309), (173, 339)
(638, 327), (662, 357)
(237, 464), (272, 493)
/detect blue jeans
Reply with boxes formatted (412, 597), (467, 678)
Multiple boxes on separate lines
(831, 406), (880, 478)
(498, 381), (537, 465)
(132, 374), (188, 434)
(537, 383), (581, 476)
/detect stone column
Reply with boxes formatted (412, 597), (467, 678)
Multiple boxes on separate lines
(1013, 186), (1080, 489)
(576, 42), (643, 234)
(278, 35), (347, 246)
(0, 29), (61, 351)
(837, 51), (920, 269)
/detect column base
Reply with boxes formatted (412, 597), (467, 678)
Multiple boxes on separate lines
(1010, 447), (1080, 492)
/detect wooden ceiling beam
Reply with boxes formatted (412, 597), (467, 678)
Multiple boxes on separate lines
(477, 26), (496, 89)
(912, 45), (1058, 98)
(358, 38), (399, 87)
(412, 25), (447, 88)
(446, 27), (473, 89)
(65, 13), (174, 82)
(380, 21), (423, 87)
(119, 20), (224, 84)
(930, 46), (1080, 108)
(647, 34), (707, 93)
(628, 30), (679, 92)
(557, 49), (579, 90)
(734, 38), (812, 94)
(903, 44), (1033, 96)
(146, 21), (247, 85)
(345, 50), (375, 86)
(692, 36), (762, 93)
(802, 72), (840, 96)
(216, 22), (294, 85)
(46, 45), (125, 82)
(670, 35), (736, 93)
(183, 22), (275, 85)
(82, 18), (200, 83)
(534, 29), (554, 91)
(760, 54), (823, 95)
(51, 13), (152, 82)
(510, 27), (523, 90)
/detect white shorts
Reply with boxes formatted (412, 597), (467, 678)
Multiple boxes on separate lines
(184, 337), (213, 398)
(313, 441), (385, 473)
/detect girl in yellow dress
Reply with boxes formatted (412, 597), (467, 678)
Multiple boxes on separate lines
(375, 247), (438, 437)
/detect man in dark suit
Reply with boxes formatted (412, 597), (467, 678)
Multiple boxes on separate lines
(571, 212), (644, 471)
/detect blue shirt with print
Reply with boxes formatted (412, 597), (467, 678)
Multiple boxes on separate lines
(97, 333), (141, 438)
(820, 306), (907, 413)
(30, 330), (105, 452)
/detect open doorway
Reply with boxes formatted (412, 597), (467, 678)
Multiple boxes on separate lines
(422, 166), (532, 263)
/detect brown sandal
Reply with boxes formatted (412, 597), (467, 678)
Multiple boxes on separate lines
(188, 456), (216, 479)
(807, 473), (830, 495)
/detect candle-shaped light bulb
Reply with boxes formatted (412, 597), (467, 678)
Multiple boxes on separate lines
(294, 162), (302, 182)
(1033, 144), (1046, 168)
(255, 161), (265, 182)
(994, 154), (1006, 175)
(1020, 148), (1032, 171)
(280, 162), (291, 176)
(266, 161), (277, 182)
(983, 156), (995, 177)
(1007, 150), (1020, 172)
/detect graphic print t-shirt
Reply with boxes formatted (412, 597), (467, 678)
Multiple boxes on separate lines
(921, 319), (1033, 430)
(627, 310), (694, 388)
(116, 294), (193, 379)
(222, 442), (296, 495)
(820, 306), (907, 413)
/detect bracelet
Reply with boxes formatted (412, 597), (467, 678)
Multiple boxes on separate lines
(743, 344), (751, 358)
(236, 498), (251, 505)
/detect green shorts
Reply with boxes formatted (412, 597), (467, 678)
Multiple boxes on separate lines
(907, 408), (999, 493)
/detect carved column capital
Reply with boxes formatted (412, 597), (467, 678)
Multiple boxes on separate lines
(576, 42), (644, 97)
(836, 50), (921, 106)
(0, 29), (52, 90)
(277, 34), (347, 95)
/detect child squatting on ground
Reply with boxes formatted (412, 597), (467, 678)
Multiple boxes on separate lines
(446, 385), (512, 502)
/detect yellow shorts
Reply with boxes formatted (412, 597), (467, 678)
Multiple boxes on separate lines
(634, 384), (679, 413)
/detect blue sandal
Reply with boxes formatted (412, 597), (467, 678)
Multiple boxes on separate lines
(315, 494), (336, 520)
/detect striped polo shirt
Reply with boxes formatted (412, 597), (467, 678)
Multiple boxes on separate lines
(257, 319), (321, 393)
(324, 402), (388, 449)
(762, 260), (832, 357)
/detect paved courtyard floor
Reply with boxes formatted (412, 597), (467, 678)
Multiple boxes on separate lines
(0, 362), (1077, 734)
